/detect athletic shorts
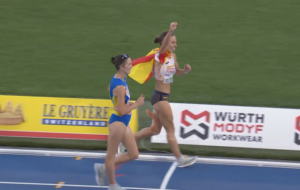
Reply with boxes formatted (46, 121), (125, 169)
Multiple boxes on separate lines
(108, 113), (131, 127)
(150, 90), (170, 106)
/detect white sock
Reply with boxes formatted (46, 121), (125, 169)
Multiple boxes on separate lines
(109, 183), (117, 188)
(100, 164), (106, 171)
(177, 155), (184, 161)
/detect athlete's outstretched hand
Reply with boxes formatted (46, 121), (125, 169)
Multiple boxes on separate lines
(184, 64), (191, 73)
(136, 94), (145, 106)
(170, 22), (177, 31)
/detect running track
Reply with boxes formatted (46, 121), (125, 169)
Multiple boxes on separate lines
(0, 148), (300, 190)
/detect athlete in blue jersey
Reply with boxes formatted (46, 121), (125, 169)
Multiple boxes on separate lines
(94, 54), (144, 190)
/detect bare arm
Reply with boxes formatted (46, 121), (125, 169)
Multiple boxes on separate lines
(158, 30), (173, 55)
(153, 22), (178, 69)
(175, 64), (185, 76)
(174, 53), (185, 76)
(128, 101), (134, 106)
(158, 22), (177, 55)
(173, 53), (191, 76)
(115, 86), (144, 116)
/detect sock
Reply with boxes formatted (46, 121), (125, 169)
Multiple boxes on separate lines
(109, 183), (117, 188)
(177, 155), (184, 161)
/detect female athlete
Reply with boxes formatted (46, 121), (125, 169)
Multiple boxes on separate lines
(118, 22), (197, 167)
(94, 54), (144, 190)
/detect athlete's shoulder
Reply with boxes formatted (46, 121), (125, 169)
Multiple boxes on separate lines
(110, 82), (125, 94)
(114, 85), (125, 91)
(110, 75), (125, 89)
(110, 75), (123, 83)
(110, 75), (115, 82)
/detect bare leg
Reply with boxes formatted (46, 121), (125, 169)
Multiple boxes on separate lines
(153, 101), (181, 159)
(114, 126), (139, 165)
(134, 109), (162, 141)
(105, 122), (126, 185)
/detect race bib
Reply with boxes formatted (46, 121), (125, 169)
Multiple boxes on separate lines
(163, 75), (173, 83)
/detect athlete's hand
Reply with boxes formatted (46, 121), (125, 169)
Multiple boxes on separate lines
(136, 94), (145, 106)
(184, 64), (191, 73)
(128, 102), (134, 106)
(170, 22), (177, 31)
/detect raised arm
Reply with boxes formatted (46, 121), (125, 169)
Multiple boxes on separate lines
(158, 22), (177, 55)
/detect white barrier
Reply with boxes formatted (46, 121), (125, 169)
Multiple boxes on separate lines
(151, 103), (300, 151)
(1, 147), (300, 169)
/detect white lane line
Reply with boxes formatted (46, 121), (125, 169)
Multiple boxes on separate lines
(0, 181), (178, 190)
(1, 147), (300, 169)
(160, 162), (177, 190)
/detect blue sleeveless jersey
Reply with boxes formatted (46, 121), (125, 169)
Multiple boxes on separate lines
(109, 75), (130, 116)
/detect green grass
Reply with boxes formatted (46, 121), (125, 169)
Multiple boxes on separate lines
(0, 0), (300, 160)
(1, 0), (300, 108)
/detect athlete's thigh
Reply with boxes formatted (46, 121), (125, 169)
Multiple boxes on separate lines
(107, 122), (126, 155)
(153, 101), (174, 133)
(121, 126), (139, 155)
(152, 109), (163, 133)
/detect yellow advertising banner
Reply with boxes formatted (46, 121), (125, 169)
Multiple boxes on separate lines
(0, 95), (138, 140)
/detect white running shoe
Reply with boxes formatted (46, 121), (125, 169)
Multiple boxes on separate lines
(177, 155), (198, 168)
(108, 184), (127, 190)
(94, 163), (106, 186)
(117, 143), (127, 155)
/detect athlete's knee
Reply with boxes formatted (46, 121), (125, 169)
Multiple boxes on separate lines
(149, 129), (160, 136)
(132, 153), (139, 160)
(128, 149), (139, 160)
(151, 124), (162, 135)
(128, 147), (139, 160)
(105, 153), (116, 161)
(152, 129), (161, 135)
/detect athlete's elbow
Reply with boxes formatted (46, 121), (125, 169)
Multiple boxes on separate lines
(117, 108), (127, 117)
(117, 111), (125, 117)
(175, 71), (184, 76)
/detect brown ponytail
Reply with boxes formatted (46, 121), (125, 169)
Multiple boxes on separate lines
(153, 30), (174, 45)
(110, 57), (116, 65)
(110, 54), (129, 70)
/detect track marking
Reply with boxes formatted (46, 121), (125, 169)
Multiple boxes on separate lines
(160, 162), (177, 190)
(54, 181), (65, 188)
(0, 181), (178, 190)
(1, 147), (300, 169)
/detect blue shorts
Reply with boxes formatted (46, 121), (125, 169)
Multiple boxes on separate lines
(108, 114), (131, 127)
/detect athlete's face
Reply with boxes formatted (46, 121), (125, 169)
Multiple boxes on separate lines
(167, 36), (177, 53)
(121, 58), (132, 74)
